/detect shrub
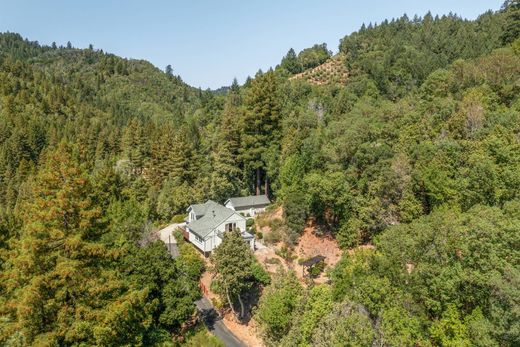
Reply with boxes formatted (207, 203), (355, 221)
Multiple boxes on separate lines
(171, 214), (186, 223)
(256, 231), (263, 239)
(275, 245), (295, 262)
(264, 228), (282, 244)
(251, 261), (271, 285)
(265, 257), (281, 265)
(308, 261), (326, 278)
(184, 328), (225, 347)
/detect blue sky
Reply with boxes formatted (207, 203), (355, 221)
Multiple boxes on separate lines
(0, 0), (503, 89)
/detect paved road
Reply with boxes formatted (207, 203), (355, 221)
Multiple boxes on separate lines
(195, 297), (247, 347)
(157, 224), (247, 346)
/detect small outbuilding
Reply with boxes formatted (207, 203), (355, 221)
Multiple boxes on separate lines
(224, 195), (270, 217)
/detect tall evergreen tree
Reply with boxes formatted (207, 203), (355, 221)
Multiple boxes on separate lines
(0, 143), (150, 345)
(210, 89), (243, 201)
(240, 70), (281, 195)
(280, 48), (302, 74)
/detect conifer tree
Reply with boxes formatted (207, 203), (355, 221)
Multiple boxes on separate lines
(0, 143), (149, 345)
(280, 48), (302, 74)
(210, 90), (243, 201)
(146, 125), (178, 187)
(121, 119), (147, 175)
(240, 70), (281, 195)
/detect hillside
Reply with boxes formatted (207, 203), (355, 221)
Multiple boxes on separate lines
(288, 54), (348, 85)
(1, 2), (520, 346)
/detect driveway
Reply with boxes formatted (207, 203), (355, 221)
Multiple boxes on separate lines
(195, 297), (247, 347)
(157, 222), (185, 258)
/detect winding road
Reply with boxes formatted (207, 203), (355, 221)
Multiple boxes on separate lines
(195, 297), (247, 347)
(157, 223), (247, 347)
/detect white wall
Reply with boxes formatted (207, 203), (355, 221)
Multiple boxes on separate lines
(215, 213), (246, 233)
(188, 213), (250, 253)
(205, 213), (247, 252)
(188, 229), (206, 252)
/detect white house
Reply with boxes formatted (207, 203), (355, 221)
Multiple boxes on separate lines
(224, 195), (270, 217)
(185, 200), (254, 256)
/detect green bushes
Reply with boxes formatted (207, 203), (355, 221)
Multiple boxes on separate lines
(171, 214), (186, 223)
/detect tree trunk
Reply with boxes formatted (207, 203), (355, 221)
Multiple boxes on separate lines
(265, 175), (269, 197)
(256, 167), (262, 195)
(237, 294), (245, 321)
(225, 288), (238, 318)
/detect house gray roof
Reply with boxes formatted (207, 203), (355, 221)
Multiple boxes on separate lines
(188, 200), (219, 218)
(225, 195), (270, 209)
(187, 200), (242, 239)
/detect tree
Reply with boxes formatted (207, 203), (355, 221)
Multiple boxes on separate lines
(280, 48), (301, 74)
(297, 43), (331, 70)
(210, 95), (243, 202)
(121, 119), (147, 175)
(429, 304), (471, 347)
(0, 143), (150, 345)
(240, 70), (281, 195)
(501, 0), (520, 45)
(211, 229), (256, 321)
(280, 285), (333, 346)
(282, 185), (308, 244)
(121, 240), (204, 338)
(165, 64), (173, 76)
(312, 301), (375, 347)
(256, 270), (302, 344)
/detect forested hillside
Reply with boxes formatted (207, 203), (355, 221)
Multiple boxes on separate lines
(1, 1), (519, 346)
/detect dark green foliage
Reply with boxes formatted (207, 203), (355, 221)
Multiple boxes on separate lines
(281, 186), (308, 243)
(279, 44), (332, 75)
(256, 271), (302, 344)
(280, 48), (301, 74)
(1, 5), (519, 345)
(501, 0), (520, 44)
(297, 43), (332, 70)
(329, 203), (520, 346)
(339, 12), (504, 98)
(122, 241), (204, 337)
(211, 229), (267, 321)
(240, 70), (282, 195)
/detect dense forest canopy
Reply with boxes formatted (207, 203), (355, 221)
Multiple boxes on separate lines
(1, 1), (519, 345)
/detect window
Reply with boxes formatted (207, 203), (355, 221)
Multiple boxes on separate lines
(225, 223), (236, 232)
(195, 235), (203, 243)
